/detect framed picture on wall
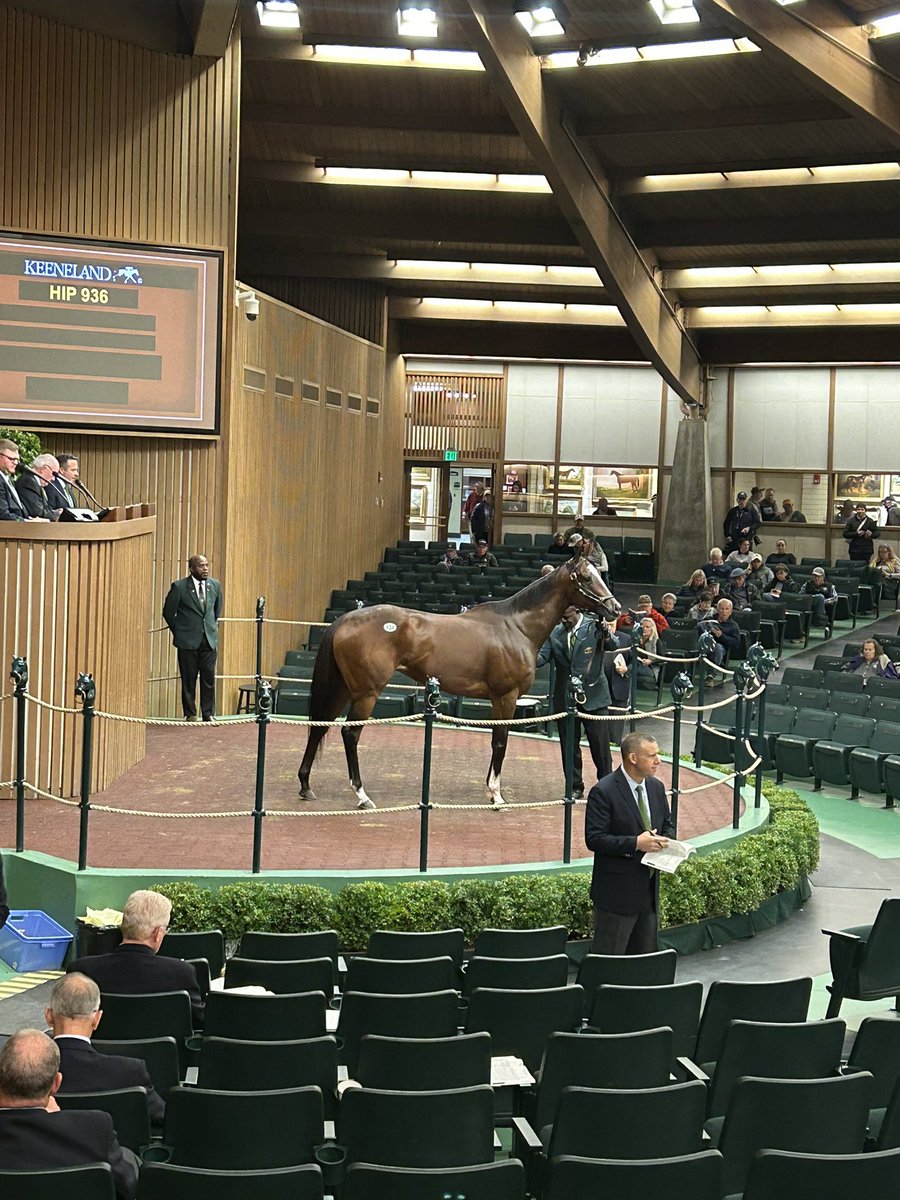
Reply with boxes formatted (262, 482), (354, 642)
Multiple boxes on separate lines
(593, 467), (654, 501)
(409, 484), (428, 519)
(546, 465), (585, 493)
(834, 472), (887, 501)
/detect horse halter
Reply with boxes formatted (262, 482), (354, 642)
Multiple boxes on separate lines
(568, 560), (619, 615)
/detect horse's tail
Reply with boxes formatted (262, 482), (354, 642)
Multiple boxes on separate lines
(308, 620), (347, 747)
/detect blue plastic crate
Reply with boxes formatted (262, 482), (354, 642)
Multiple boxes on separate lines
(0, 909), (73, 973)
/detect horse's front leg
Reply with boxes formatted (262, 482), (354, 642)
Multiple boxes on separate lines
(343, 697), (378, 810)
(486, 695), (517, 808)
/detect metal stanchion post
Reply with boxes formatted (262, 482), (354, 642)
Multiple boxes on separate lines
(628, 623), (642, 733)
(747, 643), (778, 809)
(731, 662), (754, 830)
(251, 678), (272, 874)
(10, 657), (28, 853)
(694, 631), (717, 767)
(669, 672), (694, 838)
(255, 596), (266, 681)
(74, 673), (96, 871)
(419, 677), (441, 874)
(562, 674), (584, 865)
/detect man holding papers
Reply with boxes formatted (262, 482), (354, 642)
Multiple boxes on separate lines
(585, 733), (675, 955)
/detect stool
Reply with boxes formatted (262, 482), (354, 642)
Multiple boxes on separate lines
(236, 684), (255, 714)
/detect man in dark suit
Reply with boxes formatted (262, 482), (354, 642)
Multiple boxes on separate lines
(15, 453), (60, 519)
(162, 553), (223, 721)
(46, 453), (79, 510)
(585, 732), (675, 955)
(843, 502), (879, 562)
(537, 606), (616, 799)
(0, 1028), (138, 1199)
(0, 439), (34, 522)
(67, 890), (201, 1016)
(46, 973), (164, 1125)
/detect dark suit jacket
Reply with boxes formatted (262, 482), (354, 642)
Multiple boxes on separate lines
(15, 473), (52, 518)
(537, 617), (613, 712)
(67, 943), (201, 1011)
(162, 575), (223, 650)
(0, 474), (26, 521)
(46, 476), (75, 509)
(0, 1106), (138, 1199)
(585, 767), (675, 914)
(55, 1037), (164, 1125)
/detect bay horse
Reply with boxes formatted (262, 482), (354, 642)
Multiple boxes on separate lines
(298, 556), (619, 810)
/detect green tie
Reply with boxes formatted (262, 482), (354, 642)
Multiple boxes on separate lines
(568, 630), (576, 655)
(636, 784), (652, 831)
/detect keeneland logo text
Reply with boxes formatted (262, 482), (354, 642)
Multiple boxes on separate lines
(23, 259), (144, 284)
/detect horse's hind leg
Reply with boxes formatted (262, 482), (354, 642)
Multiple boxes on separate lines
(298, 726), (328, 801)
(343, 696), (378, 810)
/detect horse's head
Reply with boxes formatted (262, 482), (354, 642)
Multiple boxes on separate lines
(565, 556), (620, 620)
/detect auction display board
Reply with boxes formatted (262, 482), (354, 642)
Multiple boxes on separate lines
(0, 233), (222, 433)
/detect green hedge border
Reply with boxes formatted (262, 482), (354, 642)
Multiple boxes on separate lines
(152, 781), (818, 953)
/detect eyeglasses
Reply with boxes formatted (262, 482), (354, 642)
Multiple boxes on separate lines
(0, 452), (19, 462)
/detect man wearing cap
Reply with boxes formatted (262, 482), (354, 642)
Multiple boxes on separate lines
(843, 503), (879, 562)
(723, 492), (757, 551)
(723, 566), (756, 611)
(780, 498), (806, 523)
(563, 515), (596, 544)
(804, 567), (838, 627)
(881, 496), (900, 528)
(467, 540), (498, 569)
(747, 552), (773, 591)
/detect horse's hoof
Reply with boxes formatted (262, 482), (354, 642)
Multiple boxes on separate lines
(490, 796), (506, 809)
(298, 787), (317, 802)
(357, 797), (376, 811)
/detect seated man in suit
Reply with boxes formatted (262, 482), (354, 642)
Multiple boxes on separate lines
(0, 1028), (138, 1199)
(46, 973), (164, 1126)
(15, 454), (60, 519)
(585, 732), (674, 955)
(67, 890), (201, 1018)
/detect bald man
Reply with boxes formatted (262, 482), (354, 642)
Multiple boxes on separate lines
(162, 554), (223, 721)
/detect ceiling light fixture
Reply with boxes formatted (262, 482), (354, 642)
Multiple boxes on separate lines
(555, 36), (758, 68)
(866, 11), (900, 37)
(649, 0), (700, 25)
(256, 1), (301, 30)
(397, 5), (439, 38)
(514, 2), (568, 38)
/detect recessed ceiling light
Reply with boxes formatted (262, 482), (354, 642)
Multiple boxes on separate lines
(867, 11), (900, 37)
(397, 6), (439, 38)
(514, 3), (568, 38)
(649, 0), (700, 25)
(256, 1), (301, 30)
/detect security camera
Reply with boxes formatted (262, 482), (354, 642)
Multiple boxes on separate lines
(235, 288), (259, 321)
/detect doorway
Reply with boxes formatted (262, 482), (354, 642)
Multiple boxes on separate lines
(404, 463), (494, 545)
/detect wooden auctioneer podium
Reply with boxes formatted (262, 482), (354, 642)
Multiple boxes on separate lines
(0, 506), (155, 800)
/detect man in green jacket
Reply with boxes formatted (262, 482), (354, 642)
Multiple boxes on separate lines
(162, 554), (223, 721)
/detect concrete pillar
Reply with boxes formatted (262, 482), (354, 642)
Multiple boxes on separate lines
(658, 418), (714, 583)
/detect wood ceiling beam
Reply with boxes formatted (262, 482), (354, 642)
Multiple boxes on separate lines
(237, 208), (577, 246)
(635, 212), (900, 249)
(698, 0), (900, 149)
(241, 102), (515, 136)
(460, 0), (701, 405)
(177, 0), (238, 57)
(578, 99), (845, 138)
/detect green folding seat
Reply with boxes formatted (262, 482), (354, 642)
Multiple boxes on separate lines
(868, 677), (900, 699)
(338, 1085), (495, 1168)
(285, 649), (317, 669)
(813, 654), (845, 674)
(474, 926), (567, 959)
(196, 1036), (337, 1115)
(763, 682), (790, 706)
(786, 685), (828, 711)
(589, 982), (702, 1060)
(336, 990), (460, 1074)
(344, 956), (457, 996)
(98, 992), (194, 1075)
(57, 1087), (150, 1153)
(93, 1037), (180, 1102)
(160, 931), (225, 980)
(848, 723), (900, 798)
(137, 1162), (325, 1200)
(224, 957), (334, 999)
(504, 532), (533, 548)
(782, 667), (823, 689)
(783, 593), (814, 646)
(0, 1165), (118, 1199)
(748, 703), (796, 770)
(884, 756), (900, 805)
(867, 698), (900, 724)
(831, 692), (870, 717)
(239, 930), (339, 970)
(462, 955), (568, 996)
(201, 990), (326, 1042)
(342, 1161), (524, 1200)
(774, 708), (837, 781)
(825, 669), (865, 694)
(355, 1033), (491, 1092)
(812, 715), (877, 788)
(576, 949), (677, 1017)
(693, 977), (812, 1068)
(742, 1148), (900, 1200)
(543, 1152), (722, 1200)
(823, 898), (900, 1018)
(274, 689), (311, 717)
(367, 929), (465, 969)
(371, 691), (411, 719)
(464, 985), (583, 1073)
(846, 1016), (900, 1145)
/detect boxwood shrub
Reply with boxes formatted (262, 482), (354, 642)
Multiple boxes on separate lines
(156, 782), (819, 949)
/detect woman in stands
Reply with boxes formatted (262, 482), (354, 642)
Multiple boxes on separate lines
(546, 532), (570, 556)
(678, 569), (707, 601)
(842, 639), (898, 683)
(764, 563), (800, 600)
(871, 542), (900, 607)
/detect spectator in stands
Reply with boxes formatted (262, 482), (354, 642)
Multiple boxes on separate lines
(871, 542), (900, 607)
(723, 491), (757, 551)
(592, 496), (618, 517)
(563, 515), (596, 543)
(803, 566), (838, 626)
(617, 594), (669, 635)
(842, 639), (899, 682)
(546, 532), (570, 556)
(46, 974), (164, 1126)
(725, 537), (754, 567)
(634, 618), (659, 690)
(537, 607), (616, 798)
(759, 487), (779, 521)
(469, 490), (493, 544)
(780, 498), (806, 523)
(701, 547), (731, 582)
(747, 552), (773, 591)
(766, 539), (796, 567)
(46, 453), (79, 510)
(705, 579), (721, 603)
(748, 486), (764, 527)
(881, 496), (900, 527)
(699, 598), (741, 685)
(436, 546), (462, 570)
(0, 1029), (138, 1199)
(688, 591), (714, 621)
(835, 499), (854, 523)
(16, 454), (60, 519)
(0, 439), (47, 523)
(678, 569), (707, 603)
(461, 481), (485, 532)
(723, 565), (756, 610)
(764, 563), (800, 600)
(468, 539), (498, 569)
(843, 502), (879, 562)
(67, 890), (202, 1016)
(658, 593), (677, 616)
(581, 536), (610, 583)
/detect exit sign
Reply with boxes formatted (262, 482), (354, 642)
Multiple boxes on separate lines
(444, 450), (459, 461)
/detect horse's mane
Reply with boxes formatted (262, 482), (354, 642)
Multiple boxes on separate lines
(490, 562), (569, 615)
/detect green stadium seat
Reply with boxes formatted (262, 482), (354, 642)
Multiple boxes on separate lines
(748, 703), (796, 770)
(812, 716), (877, 788)
(823, 898), (900, 1018)
(742, 1149), (900, 1200)
(462, 955), (569, 996)
(694, 977), (812, 1067)
(576, 949), (677, 1017)
(825, 669), (865, 693)
(201, 991), (326, 1042)
(589, 982), (702, 1060)
(782, 668), (823, 689)
(830, 692), (871, 717)
(543, 1152), (723, 1200)
(464, 985), (584, 1073)
(196, 1037), (337, 1114)
(343, 956), (457, 996)
(57, 1087), (150, 1153)
(342, 1161), (524, 1200)
(774, 708), (837, 782)
(786, 686), (829, 711)
(137, 1162), (325, 1200)
(474, 926), (568, 958)
(354, 1033), (491, 1092)
(224, 957), (334, 999)
(366, 929), (465, 969)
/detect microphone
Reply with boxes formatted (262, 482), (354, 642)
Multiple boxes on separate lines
(18, 462), (42, 477)
(71, 478), (103, 509)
